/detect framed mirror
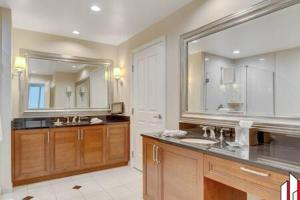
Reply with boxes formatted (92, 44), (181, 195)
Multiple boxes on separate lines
(180, 0), (300, 134)
(20, 49), (113, 114)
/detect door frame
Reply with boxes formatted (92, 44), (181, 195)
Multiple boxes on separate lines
(130, 36), (167, 170)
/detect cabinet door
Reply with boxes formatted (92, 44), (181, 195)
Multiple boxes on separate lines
(51, 127), (80, 173)
(80, 126), (106, 168)
(106, 123), (129, 164)
(143, 137), (159, 200)
(13, 129), (50, 181)
(158, 142), (204, 200)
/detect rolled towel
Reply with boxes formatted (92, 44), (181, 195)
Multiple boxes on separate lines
(162, 130), (187, 137)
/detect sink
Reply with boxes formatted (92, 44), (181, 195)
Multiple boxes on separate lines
(180, 138), (219, 145)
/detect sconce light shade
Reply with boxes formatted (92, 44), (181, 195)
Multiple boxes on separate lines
(14, 56), (26, 72)
(113, 67), (121, 80)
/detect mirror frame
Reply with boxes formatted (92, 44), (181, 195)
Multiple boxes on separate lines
(180, 0), (300, 135)
(20, 49), (114, 116)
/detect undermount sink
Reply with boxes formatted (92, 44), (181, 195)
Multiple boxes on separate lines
(180, 138), (219, 145)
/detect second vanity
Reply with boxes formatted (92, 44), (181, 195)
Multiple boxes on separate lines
(142, 125), (300, 200)
(12, 115), (130, 186)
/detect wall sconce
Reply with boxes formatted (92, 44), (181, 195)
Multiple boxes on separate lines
(79, 87), (86, 98)
(113, 67), (121, 80)
(66, 86), (72, 98)
(13, 56), (26, 79)
(113, 67), (122, 100)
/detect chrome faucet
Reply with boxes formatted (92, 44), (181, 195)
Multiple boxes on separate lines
(201, 126), (209, 137)
(219, 128), (230, 141)
(72, 116), (77, 124)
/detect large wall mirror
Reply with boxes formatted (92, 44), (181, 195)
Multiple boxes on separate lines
(181, 0), (300, 133)
(20, 49), (113, 113)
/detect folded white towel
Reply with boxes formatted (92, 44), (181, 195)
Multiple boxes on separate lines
(162, 130), (187, 137)
(90, 118), (103, 124)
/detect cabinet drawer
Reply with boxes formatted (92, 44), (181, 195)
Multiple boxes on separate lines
(204, 155), (288, 192)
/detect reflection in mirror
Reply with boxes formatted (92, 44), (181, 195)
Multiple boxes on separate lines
(27, 58), (109, 110)
(187, 3), (300, 117)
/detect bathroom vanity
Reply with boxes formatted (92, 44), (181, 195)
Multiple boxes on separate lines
(142, 0), (300, 200)
(142, 129), (299, 200)
(12, 115), (130, 186)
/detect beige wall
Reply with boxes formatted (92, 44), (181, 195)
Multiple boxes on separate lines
(117, 0), (262, 129)
(12, 29), (118, 117)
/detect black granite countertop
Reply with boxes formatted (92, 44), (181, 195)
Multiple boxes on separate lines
(142, 131), (300, 176)
(12, 115), (130, 130)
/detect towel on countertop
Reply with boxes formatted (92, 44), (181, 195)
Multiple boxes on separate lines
(162, 130), (187, 137)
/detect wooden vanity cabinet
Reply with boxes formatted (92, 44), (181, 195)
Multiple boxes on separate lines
(106, 123), (129, 164)
(12, 122), (130, 186)
(143, 137), (160, 200)
(143, 137), (204, 200)
(13, 129), (51, 181)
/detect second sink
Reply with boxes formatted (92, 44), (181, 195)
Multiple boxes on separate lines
(180, 138), (219, 145)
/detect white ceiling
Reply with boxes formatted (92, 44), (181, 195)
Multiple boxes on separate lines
(28, 58), (87, 75)
(189, 3), (300, 59)
(0, 0), (192, 45)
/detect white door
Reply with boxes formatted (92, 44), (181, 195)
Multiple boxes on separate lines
(132, 39), (166, 171)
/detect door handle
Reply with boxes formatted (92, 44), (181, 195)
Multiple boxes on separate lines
(153, 145), (156, 162)
(47, 130), (50, 144)
(155, 146), (160, 164)
(153, 114), (162, 119)
(240, 167), (270, 177)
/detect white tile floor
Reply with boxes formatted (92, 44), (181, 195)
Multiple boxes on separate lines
(0, 166), (143, 200)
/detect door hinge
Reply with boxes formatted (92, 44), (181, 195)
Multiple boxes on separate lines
(131, 108), (134, 115)
(131, 151), (134, 158)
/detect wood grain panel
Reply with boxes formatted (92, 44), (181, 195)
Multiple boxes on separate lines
(143, 137), (159, 200)
(80, 126), (106, 168)
(106, 123), (129, 164)
(204, 155), (288, 200)
(204, 177), (247, 200)
(51, 127), (80, 173)
(159, 142), (203, 200)
(13, 129), (50, 181)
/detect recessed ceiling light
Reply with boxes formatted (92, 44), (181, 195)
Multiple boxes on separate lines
(90, 5), (101, 12)
(259, 58), (265, 61)
(72, 30), (80, 35)
(233, 50), (240, 54)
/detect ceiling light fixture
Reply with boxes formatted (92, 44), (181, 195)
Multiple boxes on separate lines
(90, 5), (101, 12)
(233, 50), (240, 54)
(259, 58), (265, 61)
(72, 65), (77, 68)
(72, 30), (80, 35)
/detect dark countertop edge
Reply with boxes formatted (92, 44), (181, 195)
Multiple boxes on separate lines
(12, 115), (130, 130)
(12, 121), (130, 131)
(141, 134), (298, 177)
